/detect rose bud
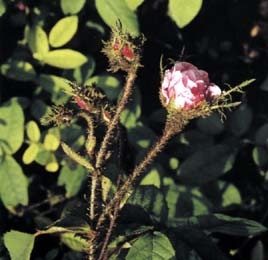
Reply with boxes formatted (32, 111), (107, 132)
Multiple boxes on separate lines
(73, 96), (90, 111)
(205, 84), (222, 101)
(121, 45), (135, 60)
(161, 62), (221, 110)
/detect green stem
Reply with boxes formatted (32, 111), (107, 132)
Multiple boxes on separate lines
(210, 101), (241, 111)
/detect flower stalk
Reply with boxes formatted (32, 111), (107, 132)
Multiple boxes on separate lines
(41, 23), (255, 260)
(95, 67), (138, 170)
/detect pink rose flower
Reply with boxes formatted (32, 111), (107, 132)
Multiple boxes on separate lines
(161, 62), (221, 109)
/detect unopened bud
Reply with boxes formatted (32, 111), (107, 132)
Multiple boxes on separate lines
(73, 96), (90, 111)
(122, 45), (134, 60)
(86, 136), (96, 157)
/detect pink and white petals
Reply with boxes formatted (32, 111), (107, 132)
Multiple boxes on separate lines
(161, 62), (221, 110)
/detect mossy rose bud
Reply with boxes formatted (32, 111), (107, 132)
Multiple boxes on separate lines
(73, 96), (90, 111)
(102, 23), (144, 72)
(161, 62), (221, 110)
(121, 45), (134, 60)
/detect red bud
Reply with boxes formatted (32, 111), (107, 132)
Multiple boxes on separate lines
(73, 96), (89, 110)
(122, 45), (134, 60)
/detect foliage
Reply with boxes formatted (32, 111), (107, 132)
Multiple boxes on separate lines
(1, 0), (268, 260)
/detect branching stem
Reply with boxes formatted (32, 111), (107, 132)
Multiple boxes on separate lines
(96, 122), (175, 229)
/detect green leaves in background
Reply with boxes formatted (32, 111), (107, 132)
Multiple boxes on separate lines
(27, 25), (49, 56)
(218, 181), (241, 207)
(120, 88), (141, 129)
(168, 0), (203, 28)
(177, 145), (235, 185)
(22, 143), (39, 165)
(61, 0), (86, 14)
(44, 133), (60, 151)
(164, 182), (210, 226)
(45, 153), (59, 172)
(58, 165), (87, 198)
(4, 231), (35, 260)
(30, 99), (49, 120)
(40, 49), (87, 69)
(49, 16), (78, 47)
(140, 167), (161, 188)
(126, 231), (175, 260)
(95, 0), (139, 35)
(169, 215), (265, 260)
(0, 0), (6, 16)
(0, 99), (24, 155)
(252, 147), (268, 167)
(35, 149), (59, 172)
(23, 121), (41, 164)
(128, 185), (168, 222)
(128, 122), (156, 151)
(0, 156), (28, 211)
(187, 214), (267, 236)
(26, 121), (41, 143)
(71, 56), (96, 83)
(61, 232), (88, 252)
(0, 99), (28, 212)
(85, 74), (121, 100)
(125, 0), (144, 10)
(38, 74), (72, 94)
(0, 60), (36, 82)
(23, 126), (61, 172)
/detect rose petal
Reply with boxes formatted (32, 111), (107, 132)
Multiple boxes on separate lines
(206, 84), (222, 101)
(160, 61), (221, 110)
(174, 62), (197, 72)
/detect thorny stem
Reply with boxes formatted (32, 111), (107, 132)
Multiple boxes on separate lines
(95, 67), (138, 170)
(90, 173), (98, 221)
(90, 169), (103, 223)
(96, 122), (176, 229)
(89, 66), (138, 260)
(117, 125), (175, 208)
(97, 201), (120, 260)
(76, 113), (99, 222)
(77, 112), (96, 158)
(77, 112), (94, 138)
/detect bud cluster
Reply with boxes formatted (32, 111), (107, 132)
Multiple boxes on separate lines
(102, 23), (144, 72)
(41, 82), (116, 127)
(69, 82), (115, 124)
